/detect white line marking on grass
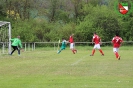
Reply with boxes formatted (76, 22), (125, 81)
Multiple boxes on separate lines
(71, 55), (90, 66)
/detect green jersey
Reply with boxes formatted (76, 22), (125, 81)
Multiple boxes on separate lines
(61, 40), (67, 49)
(57, 39), (68, 54)
(10, 38), (22, 48)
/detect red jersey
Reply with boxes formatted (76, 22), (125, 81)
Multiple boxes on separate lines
(69, 36), (74, 43)
(112, 36), (123, 48)
(92, 34), (101, 44)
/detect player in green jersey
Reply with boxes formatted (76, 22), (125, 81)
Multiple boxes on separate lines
(10, 36), (23, 55)
(57, 38), (68, 54)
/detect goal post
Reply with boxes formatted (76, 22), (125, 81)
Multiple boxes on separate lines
(0, 21), (11, 54)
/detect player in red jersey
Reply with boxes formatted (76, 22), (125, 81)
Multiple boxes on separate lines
(90, 32), (104, 56)
(112, 33), (123, 60)
(69, 34), (77, 54)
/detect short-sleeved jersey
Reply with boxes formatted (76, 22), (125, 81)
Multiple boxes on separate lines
(92, 34), (101, 44)
(69, 36), (74, 43)
(112, 36), (123, 48)
(10, 38), (22, 48)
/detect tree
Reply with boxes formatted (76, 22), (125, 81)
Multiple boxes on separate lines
(0, 0), (6, 20)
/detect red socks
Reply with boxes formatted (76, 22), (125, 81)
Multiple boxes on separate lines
(99, 49), (104, 55)
(92, 49), (95, 55)
(91, 49), (104, 55)
(115, 52), (119, 58)
(72, 49), (77, 54)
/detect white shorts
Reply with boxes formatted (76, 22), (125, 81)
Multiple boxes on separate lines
(113, 48), (119, 52)
(70, 43), (74, 49)
(93, 44), (101, 49)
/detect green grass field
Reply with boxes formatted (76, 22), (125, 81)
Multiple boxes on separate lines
(0, 46), (133, 88)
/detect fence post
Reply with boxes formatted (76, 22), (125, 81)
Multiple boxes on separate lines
(54, 43), (55, 50)
(28, 43), (30, 51)
(32, 43), (34, 51)
(2, 42), (5, 54)
(25, 43), (27, 51)
(34, 42), (35, 50)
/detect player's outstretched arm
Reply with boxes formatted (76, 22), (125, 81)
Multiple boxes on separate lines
(100, 39), (102, 45)
(91, 39), (94, 44)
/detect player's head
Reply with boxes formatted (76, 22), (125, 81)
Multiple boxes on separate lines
(115, 32), (119, 36)
(94, 32), (96, 35)
(17, 36), (20, 39)
(62, 38), (65, 40)
(71, 33), (74, 36)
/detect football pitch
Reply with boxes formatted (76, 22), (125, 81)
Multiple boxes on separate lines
(0, 46), (133, 88)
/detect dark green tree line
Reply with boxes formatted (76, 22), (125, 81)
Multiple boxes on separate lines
(0, 0), (133, 42)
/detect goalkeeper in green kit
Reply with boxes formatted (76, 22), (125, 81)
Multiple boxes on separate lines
(57, 38), (68, 54)
(10, 36), (23, 55)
